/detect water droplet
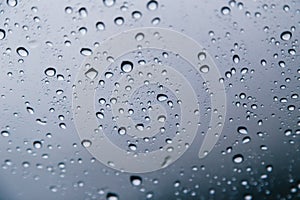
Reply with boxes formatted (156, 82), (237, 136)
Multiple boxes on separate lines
(199, 65), (209, 73)
(147, 0), (158, 11)
(129, 144), (137, 151)
(151, 17), (160, 25)
(22, 161), (30, 168)
(237, 126), (248, 134)
(233, 154), (244, 164)
(157, 115), (166, 123)
(85, 68), (98, 80)
(118, 127), (127, 135)
(103, 0), (115, 7)
(96, 22), (105, 31)
(26, 107), (34, 114)
(7, 0), (17, 7)
(59, 123), (66, 129)
(280, 31), (292, 41)
(114, 17), (124, 26)
(135, 124), (144, 131)
(105, 72), (113, 79)
(106, 193), (119, 200)
(16, 47), (29, 57)
(198, 52), (206, 61)
(50, 186), (58, 193)
(242, 136), (251, 144)
(135, 33), (144, 41)
(45, 67), (56, 77)
(130, 176), (142, 186)
(233, 55), (240, 63)
(221, 6), (231, 15)
(81, 139), (92, 148)
(96, 112), (104, 119)
(65, 6), (73, 14)
(80, 48), (93, 56)
(121, 61), (133, 73)
(1, 130), (10, 137)
(33, 141), (42, 149)
(132, 11), (142, 20)
(157, 94), (168, 102)
(79, 7), (88, 18)
(0, 29), (6, 40)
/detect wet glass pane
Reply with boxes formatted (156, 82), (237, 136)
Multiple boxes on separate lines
(0, 0), (299, 199)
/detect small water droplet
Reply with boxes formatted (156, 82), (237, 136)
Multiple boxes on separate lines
(106, 193), (119, 200)
(16, 47), (29, 57)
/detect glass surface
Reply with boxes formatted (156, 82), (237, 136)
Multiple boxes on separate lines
(0, 0), (299, 199)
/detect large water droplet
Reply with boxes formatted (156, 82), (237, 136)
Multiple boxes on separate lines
(16, 47), (29, 57)
(147, 0), (158, 11)
(103, 0), (115, 7)
(81, 139), (92, 148)
(280, 31), (292, 41)
(79, 7), (88, 18)
(33, 141), (42, 149)
(130, 176), (142, 186)
(121, 61), (133, 73)
(1, 130), (10, 137)
(80, 48), (93, 56)
(221, 6), (231, 15)
(7, 0), (17, 7)
(200, 65), (209, 73)
(106, 193), (119, 200)
(114, 17), (124, 26)
(233, 154), (244, 164)
(198, 52), (206, 61)
(45, 67), (56, 77)
(118, 127), (127, 135)
(237, 126), (248, 134)
(157, 94), (168, 102)
(96, 22), (105, 31)
(0, 29), (6, 40)
(85, 68), (98, 80)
